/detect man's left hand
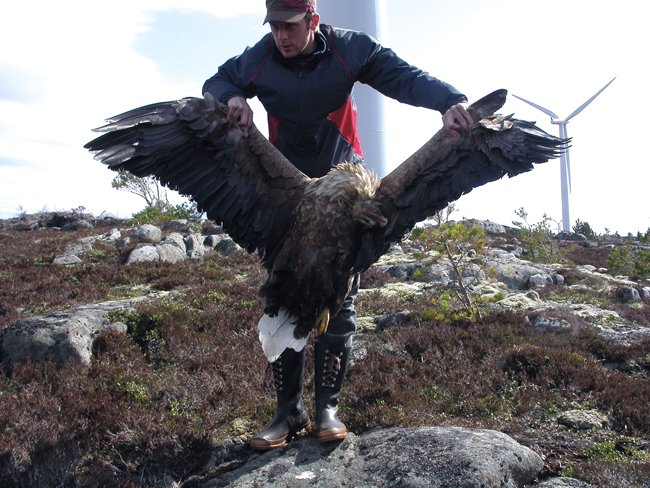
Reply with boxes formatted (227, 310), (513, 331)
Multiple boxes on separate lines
(442, 103), (474, 138)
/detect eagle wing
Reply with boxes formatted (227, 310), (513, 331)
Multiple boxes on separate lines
(374, 89), (568, 253)
(84, 95), (310, 267)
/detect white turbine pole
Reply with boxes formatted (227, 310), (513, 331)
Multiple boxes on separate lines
(317, 0), (389, 176)
(513, 77), (616, 232)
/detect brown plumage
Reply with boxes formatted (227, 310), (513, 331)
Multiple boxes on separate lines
(85, 89), (567, 340)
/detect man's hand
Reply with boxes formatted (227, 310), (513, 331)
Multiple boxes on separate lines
(227, 96), (254, 129)
(442, 103), (474, 138)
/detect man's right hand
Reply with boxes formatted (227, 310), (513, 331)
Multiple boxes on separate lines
(227, 96), (254, 129)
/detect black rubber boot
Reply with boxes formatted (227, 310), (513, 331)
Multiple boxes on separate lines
(250, 348), (310, 450)
(314, 333), (352, 443)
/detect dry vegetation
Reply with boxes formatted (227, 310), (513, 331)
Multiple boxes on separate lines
(0, 220), (649, 487)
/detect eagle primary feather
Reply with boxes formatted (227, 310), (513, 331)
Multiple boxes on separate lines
(85, 89), (568, 360)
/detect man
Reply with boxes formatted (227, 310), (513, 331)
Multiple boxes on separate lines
(202, 0), (473, 451)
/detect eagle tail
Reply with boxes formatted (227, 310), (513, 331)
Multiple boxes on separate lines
(257, 308), (308, 362)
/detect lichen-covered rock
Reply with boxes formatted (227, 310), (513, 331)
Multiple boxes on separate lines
(203, 427), (543, 488)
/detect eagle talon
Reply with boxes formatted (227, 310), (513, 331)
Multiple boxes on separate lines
(316, 308), (331, 335)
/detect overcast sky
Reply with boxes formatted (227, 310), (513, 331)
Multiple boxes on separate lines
(1, 0), (647, 234)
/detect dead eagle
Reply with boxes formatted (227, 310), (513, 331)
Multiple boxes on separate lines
(85, 89), (567, 361)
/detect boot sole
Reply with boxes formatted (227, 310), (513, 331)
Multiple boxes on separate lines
(250, 436), (287, 451)
(249, 420), (311, 451)
(316, 427), (347, 444)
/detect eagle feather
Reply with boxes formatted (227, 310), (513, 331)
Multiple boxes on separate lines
(85, 89), (568, 360)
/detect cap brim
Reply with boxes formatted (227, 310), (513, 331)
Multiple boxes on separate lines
(263, 10), (307, 24)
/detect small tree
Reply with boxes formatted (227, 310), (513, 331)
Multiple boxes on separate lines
(573, 218), (596, 239)
(608, 246), (635, 276)
(512, 207), (565, 264)
(411, 205), (486, 320)
(112, 170), (169, 208)
(111, 170), (203, 225)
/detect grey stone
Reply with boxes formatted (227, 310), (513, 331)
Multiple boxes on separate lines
(0, 300), (143, 368)
(556, 232), (588, 243)
(52, 254), (83, 266)
(375, 310), (413, 331)
(532, 316), (572, 333)
(163, 232), (187, 250)
(558, 409), (608, 430)
(185, 233), (206, 259)
(618, 286), (641, 303)
(127, 245), (160, 264)
(157, 243), (187, 263)
(162, 219), (190, 232)
(536, 477), (596, 487)
(215, 237), (241, 256)
(528, 273), (553, 289)
(133, 224), (162, 243)
(205, 427), (543, 488)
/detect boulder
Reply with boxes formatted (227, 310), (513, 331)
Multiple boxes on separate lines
(536, 477), (596, 487)
(558, 410), (608, 430)
(0, 300), (145, 368)
(133, 224), (162, 243)
(127, 244), (160, 263)
(204, 427), (543, 487)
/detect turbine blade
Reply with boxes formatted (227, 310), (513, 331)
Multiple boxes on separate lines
(512, 94), (559, 119)
(566, 77), (616, 121)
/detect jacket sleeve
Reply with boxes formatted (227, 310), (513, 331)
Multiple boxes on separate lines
(202, 37), (271, 104)
(353, 32), (467, 114)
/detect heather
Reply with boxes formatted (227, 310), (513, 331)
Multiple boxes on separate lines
(0, 216), (649, 487)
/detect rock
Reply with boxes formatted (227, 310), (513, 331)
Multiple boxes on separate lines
(483, 250), (554, 290)
(204, 234), (222, 249)
(0, 299), (150, 368)
(62, 219), (93, 231)
(133, 224), (162, 243)
(204, 427), (543, 488)
(157, 243), (187, 263)
(558, 409), (608, 430)
(529, 273), (554, 289)
(215, 237), (241, 257)
(163, 232), (187, 250)
(375, 310), (413, 331)
(46, 212), (94, 229)
(162, 219), (190, 232)
(640, 287), (650, 299)
(358, 282), (426, 302)
(496, 291), (542, 310)
(127, 245), (160, 264)
(617, 286), (641, 303)
(532, 316), (572, 333)
(556, 232), (588, 243)
(536, 477), (596, 487)
(52, 254), (83, 266)
(185, 234), (206, 259)
(468, 219), (507, 234)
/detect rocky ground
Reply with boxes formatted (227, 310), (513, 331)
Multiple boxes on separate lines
(0, 211), (649, 487)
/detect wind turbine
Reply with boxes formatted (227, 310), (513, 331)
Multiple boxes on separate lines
(513, 77), (616, 232)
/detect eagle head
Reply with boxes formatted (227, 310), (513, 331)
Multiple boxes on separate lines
(353, 198), (388, 229)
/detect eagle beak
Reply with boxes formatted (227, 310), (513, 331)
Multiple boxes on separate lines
(378, 216), (388, 228)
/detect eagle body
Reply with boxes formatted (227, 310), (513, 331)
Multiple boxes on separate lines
(85, 89), (568, 359)
(261, 162), (384, 339)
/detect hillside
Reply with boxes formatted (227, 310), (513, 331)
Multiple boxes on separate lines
(0, 211), (649, 487)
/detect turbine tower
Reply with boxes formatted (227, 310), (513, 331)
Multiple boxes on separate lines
(318, 0), (389, 176)
(513, 77), (616, 232)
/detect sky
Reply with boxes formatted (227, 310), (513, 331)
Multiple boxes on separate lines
(1, 0), (648, 235)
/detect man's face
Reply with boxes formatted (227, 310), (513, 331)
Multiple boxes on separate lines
(269, 18), (316, 58)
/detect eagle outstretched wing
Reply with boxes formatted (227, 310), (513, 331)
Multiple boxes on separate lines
(374, 89), (568, 252)
(84, 95), (310, 267)
(85, 89), (568, 358)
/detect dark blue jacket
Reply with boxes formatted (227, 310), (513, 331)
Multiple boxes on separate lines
(203, 24), (466, 178)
